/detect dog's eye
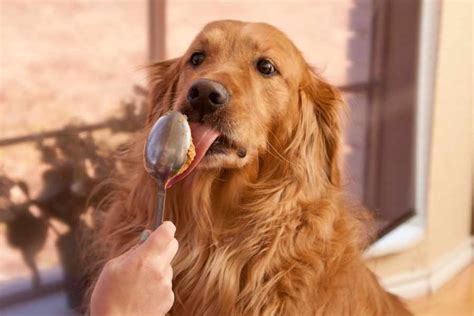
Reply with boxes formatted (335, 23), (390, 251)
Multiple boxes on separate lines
(190, 52), (205, 66)
(256, 59), (277, 76)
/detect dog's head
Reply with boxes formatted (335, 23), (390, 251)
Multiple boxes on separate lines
(148, 20), (342, 188)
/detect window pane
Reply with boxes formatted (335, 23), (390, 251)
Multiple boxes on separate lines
(0, 0), (147, 307)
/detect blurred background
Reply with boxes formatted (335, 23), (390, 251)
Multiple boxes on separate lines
(0, 0), (472, 315)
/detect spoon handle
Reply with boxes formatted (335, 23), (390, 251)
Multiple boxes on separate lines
(154, 183), (166, 230)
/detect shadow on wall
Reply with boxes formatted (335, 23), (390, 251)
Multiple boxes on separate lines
(0, 87), (147, 311)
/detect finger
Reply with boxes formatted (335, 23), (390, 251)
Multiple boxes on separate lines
(160, 289), (175, 314)
(139, 229), (152, 244)
(140, 239), (178, 276)
(160, 237), (179, 265)
(141, 236), (179, 269)
(137, 221), (176, 256)
(113, 240), (143, 262)
(166, 264), (173, 282)
(161, 264), (174, 284)
(112, 226), (154, 263)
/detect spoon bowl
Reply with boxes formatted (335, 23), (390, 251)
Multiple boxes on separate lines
(144, 111), (192, 228)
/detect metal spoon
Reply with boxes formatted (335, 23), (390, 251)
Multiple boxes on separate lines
(144, 111), (192, 229)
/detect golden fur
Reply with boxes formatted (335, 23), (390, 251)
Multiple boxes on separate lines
(89, 20), (412, 315)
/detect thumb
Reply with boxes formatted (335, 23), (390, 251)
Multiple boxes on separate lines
(113, 229), (153, 262)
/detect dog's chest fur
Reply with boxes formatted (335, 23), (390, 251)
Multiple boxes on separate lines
(161, 166), (411, 316)
(165, 177), (357, 315)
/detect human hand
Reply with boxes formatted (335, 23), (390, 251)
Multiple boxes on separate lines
(90, 221), (178, 316)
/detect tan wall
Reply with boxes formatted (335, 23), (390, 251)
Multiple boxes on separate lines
(368, 0), (473, 277)
(0, 0), (147, 280)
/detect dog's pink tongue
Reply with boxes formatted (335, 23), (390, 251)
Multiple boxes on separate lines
(166, 123), (220, 188)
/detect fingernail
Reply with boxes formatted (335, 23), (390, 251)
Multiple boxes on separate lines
(139, 230), (151, 243)
(163, 221), (176, 235)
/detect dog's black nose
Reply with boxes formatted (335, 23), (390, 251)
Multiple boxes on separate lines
(187, 79), (229, 115)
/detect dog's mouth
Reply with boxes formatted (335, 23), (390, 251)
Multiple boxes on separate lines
(167, 123), (237, 187)
(206, 134), (234, 155)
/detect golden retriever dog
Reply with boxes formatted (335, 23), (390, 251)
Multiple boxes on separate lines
(90, 20), (411, 315)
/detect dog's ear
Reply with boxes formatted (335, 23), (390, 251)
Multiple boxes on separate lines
(147, 58), (181, 123)
(300, 67), (343, 187)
